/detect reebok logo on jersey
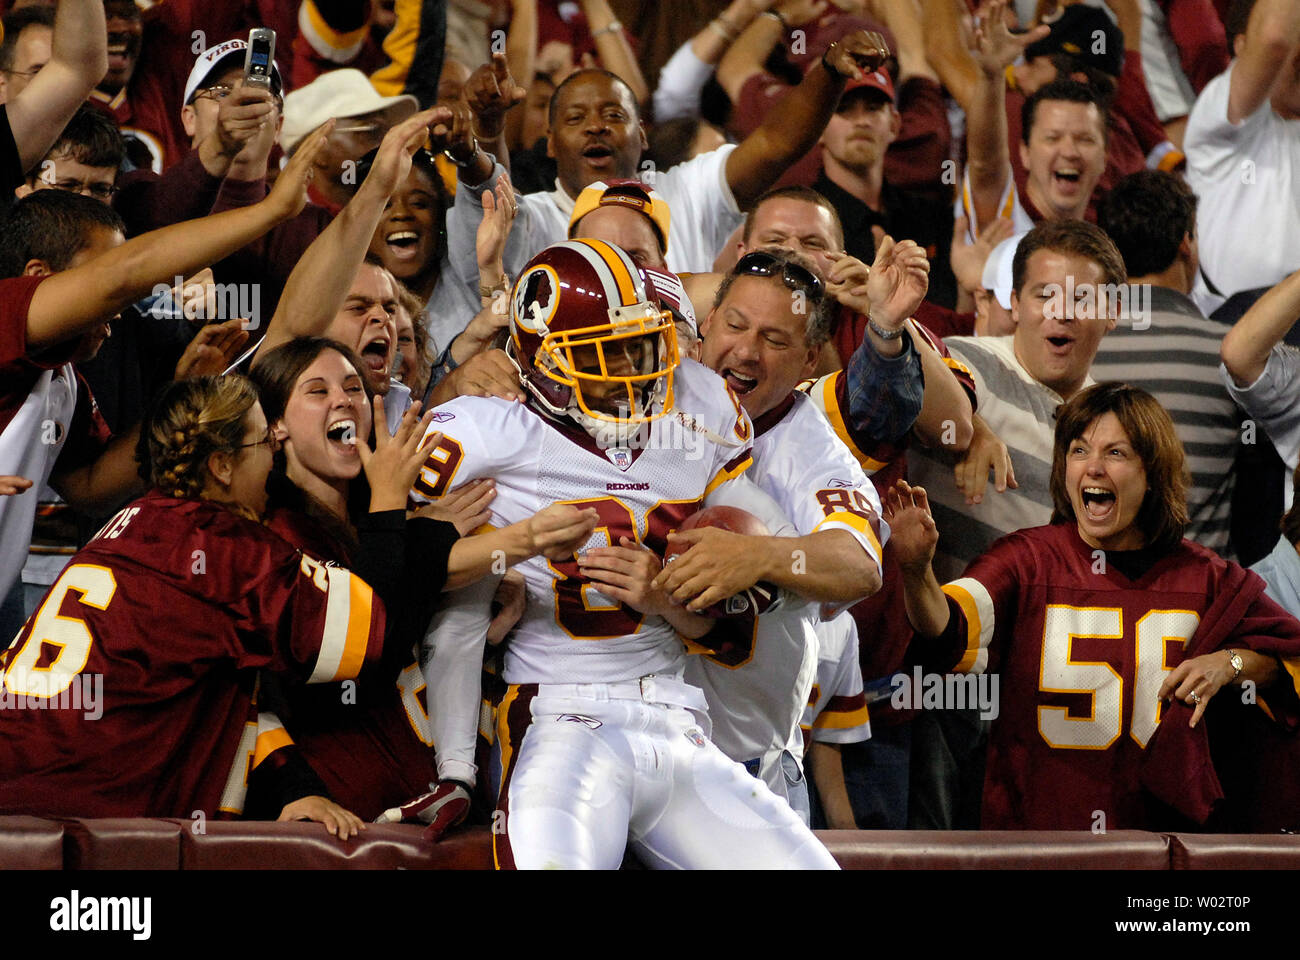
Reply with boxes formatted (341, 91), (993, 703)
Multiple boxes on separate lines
(607, 482), (650, 491)
(828, 478), (855, 487)
(430, 411), (456, 422)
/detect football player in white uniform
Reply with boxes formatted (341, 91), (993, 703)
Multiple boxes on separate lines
(410, 239), (847, 869)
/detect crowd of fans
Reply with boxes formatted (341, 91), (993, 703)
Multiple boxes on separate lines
(0, 0), (1298, 867)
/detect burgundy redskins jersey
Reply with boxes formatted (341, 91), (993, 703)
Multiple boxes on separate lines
(260, 506), (440, 821)
(926, 521), (1300, 830)
(0, 491), (385, 819)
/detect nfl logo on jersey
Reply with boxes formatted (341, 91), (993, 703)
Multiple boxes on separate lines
(605, 448), (632, 470)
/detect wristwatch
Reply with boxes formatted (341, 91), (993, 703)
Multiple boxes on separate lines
(444, 140), (480, 167)
(1226, 649), (1244, 683)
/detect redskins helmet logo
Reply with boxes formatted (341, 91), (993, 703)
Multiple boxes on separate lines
(513, 264), (561, 334)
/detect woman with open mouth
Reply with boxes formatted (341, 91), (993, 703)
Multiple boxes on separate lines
(885, 382), (1300, 832)
(242, 337), (597, 826)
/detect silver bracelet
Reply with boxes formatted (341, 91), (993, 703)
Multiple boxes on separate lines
(867, 315), (906, 340)
(592, 19), (623, 37)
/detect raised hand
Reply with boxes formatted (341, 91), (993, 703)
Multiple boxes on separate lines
(968, 0), (1050, 76)
(881, 479), (938, 573)
(265, 119), (332, 220)
(825, 29), (891, 80)
(776, 0), (830, 28)
(823, 252), (872, 316)
(363, 106), (452, 197)
(464, 52), (527, 140)
(950, 213), (1014, 294)
(477, 173), (518, 282)
(865, 235), (931, 330)
(213, 79), (277, 161)
(172, 318), (250, 379)
(358, 396), (439, 512)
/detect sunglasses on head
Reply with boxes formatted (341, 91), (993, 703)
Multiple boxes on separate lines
(733, 251), (824, 299)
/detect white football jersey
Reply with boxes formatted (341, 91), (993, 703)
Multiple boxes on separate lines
(684, 391), (886, 791)
(414, 358), (754, 686)
(800, 613), (872, 751)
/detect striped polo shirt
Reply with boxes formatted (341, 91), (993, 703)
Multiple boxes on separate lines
(1089, 286), (1240, 559)
(907, 335), (1074, 583)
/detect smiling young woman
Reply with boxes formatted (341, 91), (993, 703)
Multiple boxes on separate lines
(884, 382), (1300, 831)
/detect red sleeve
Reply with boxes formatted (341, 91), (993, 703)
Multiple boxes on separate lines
(730, 72), (788, 139)
(113, 150), (228, 236)
(883, 77), (951, 191)
(1166, 0), (1230, 94)
(0, 276), (60, 368)
(913, 301), (975, 341)
(55, 371), (113, 473)
(1115, 49), (1177, 156)
(913, 319), (977, 410)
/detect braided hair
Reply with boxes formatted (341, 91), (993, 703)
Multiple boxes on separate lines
(144, 375), (260, 501)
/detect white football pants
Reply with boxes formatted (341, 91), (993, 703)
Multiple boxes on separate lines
(493, 677), (839, 870)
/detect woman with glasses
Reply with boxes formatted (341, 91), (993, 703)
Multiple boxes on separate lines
(0, 375), (391, 823)
(886, 382), (1300, 831)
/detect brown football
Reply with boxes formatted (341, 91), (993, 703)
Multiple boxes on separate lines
(663, 506), (776, 619)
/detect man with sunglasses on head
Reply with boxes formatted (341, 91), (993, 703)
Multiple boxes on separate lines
(650, 244), (926, 819)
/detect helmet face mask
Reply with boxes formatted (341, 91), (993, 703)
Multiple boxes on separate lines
(509, 240), (680, 436)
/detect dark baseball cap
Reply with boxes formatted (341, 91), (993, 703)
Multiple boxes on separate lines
(1024, 5), (1124, 78)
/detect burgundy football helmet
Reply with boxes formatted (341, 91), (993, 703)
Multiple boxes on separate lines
(508, 239), (679, 431)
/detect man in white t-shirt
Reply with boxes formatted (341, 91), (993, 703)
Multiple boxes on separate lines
(1183, 0), (1300, 312)
(444, 30), (892, 305)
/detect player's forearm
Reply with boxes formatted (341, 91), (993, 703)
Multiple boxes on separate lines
(900, 563), (950, 637)
(259, 180), (388, 356)
(1235, 648), (1281, 689)
(1101, 0), (1142, 51)
(809, 741), (858, 830)
(726, 58), (843, 209)
(911, 334), (974, 451)
(48, 425), (145, 516)
(758, 530), (881, 603)
(1221, 269), (1300, 387)
(28, 200), (289, 351)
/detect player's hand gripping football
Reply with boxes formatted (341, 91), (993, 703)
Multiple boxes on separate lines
(652, 527), (770, 613)
(578, 536), (675, 617)
(375, 780), (473, 842)
(359, 396), (439, 513)
(881, 479), (939, 574)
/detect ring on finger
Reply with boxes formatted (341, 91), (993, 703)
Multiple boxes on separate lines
(1189, 690), (1202, 705)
